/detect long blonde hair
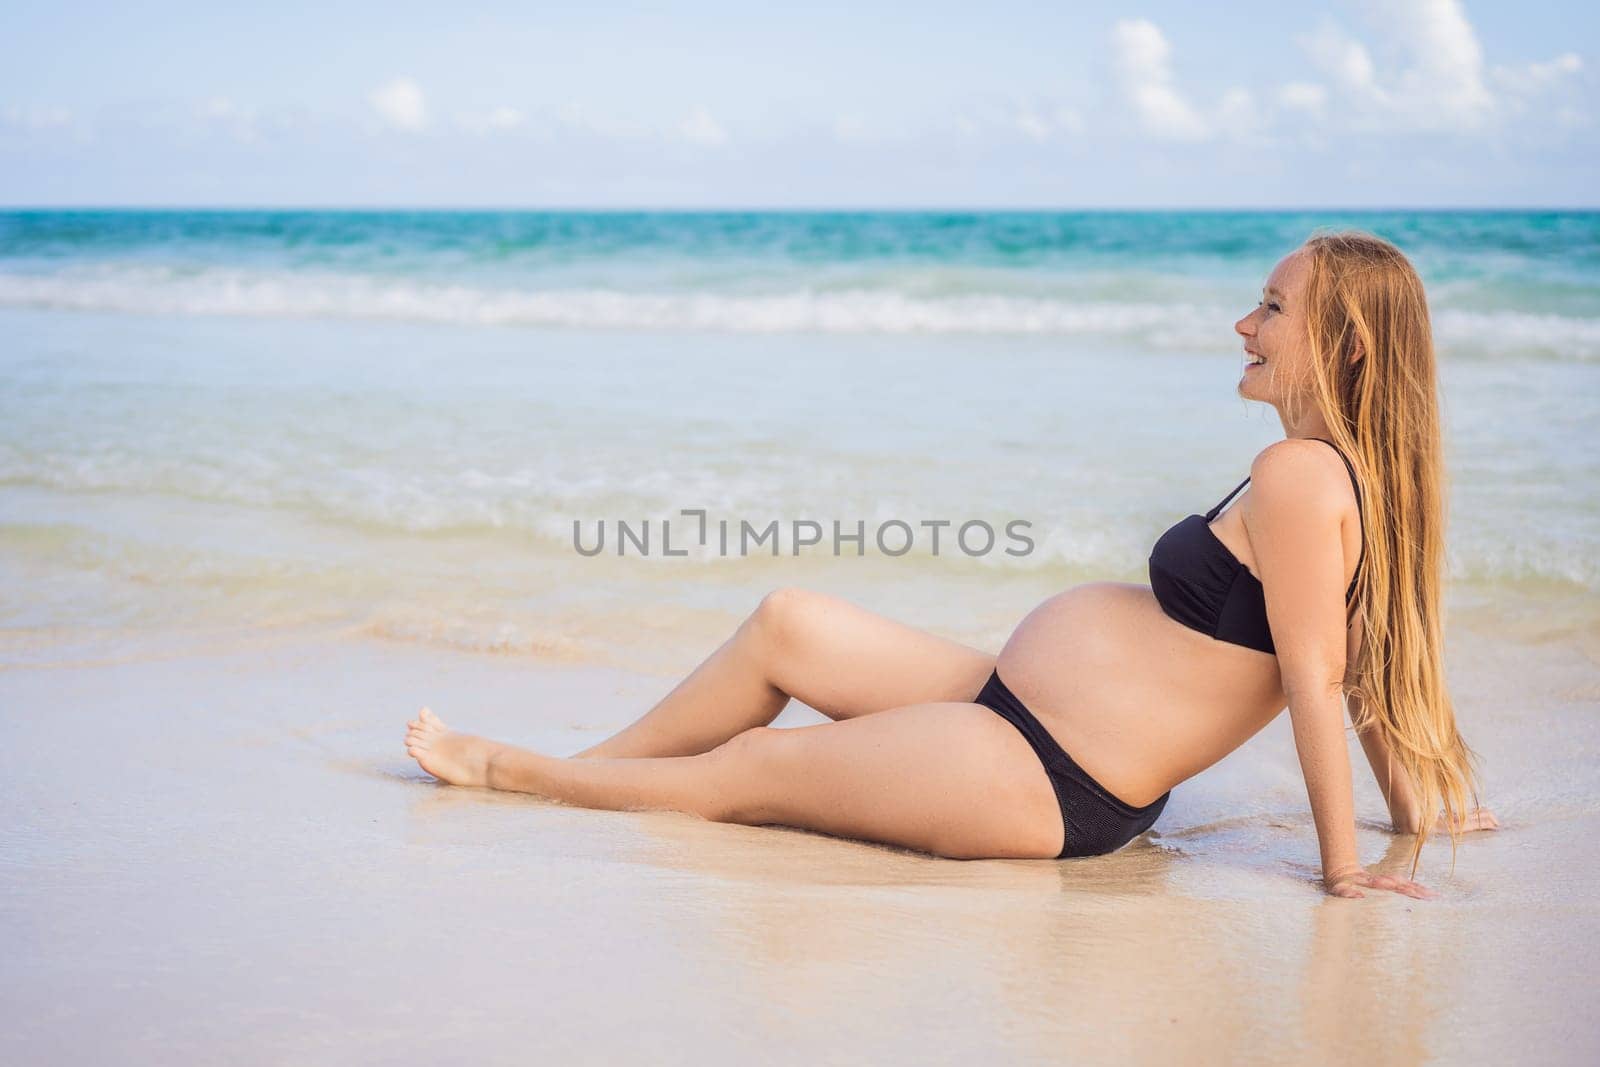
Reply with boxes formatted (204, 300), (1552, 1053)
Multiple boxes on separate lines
(1290, 228), (1483, 878)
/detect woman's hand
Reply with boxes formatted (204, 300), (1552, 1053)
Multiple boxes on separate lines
(1323, 865), (1438, 900)
(1391, 804), (1501, 835)
(1437, 806), (1499, 833)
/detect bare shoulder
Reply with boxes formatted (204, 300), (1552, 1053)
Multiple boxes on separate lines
(1245, 438), (1354, 523)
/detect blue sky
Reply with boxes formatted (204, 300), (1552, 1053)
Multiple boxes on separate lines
(1, 0), (1594, 207)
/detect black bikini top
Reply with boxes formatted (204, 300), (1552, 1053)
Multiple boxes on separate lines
(1147, 437), (1366, 656)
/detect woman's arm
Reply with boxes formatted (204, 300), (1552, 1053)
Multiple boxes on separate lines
(1349, 690), (1500, 834)
(1348, 689), (1424, 833)
(1246, 440), (1434, 899)
(1286, 684), (1367, 890)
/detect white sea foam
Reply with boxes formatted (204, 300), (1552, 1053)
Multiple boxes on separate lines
(2, 265), (1596, 357)
(0, 266), (1214, 338)
(3, 456), (1595, 593)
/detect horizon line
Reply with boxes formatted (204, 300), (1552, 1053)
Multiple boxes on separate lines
(3, 202), (1599, 214)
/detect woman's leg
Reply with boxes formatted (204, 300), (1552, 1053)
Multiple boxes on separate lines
(571, 586), (997, 760)
(403, 700), (1064, 860)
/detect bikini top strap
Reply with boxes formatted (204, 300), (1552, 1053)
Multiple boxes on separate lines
(1311, 437), (1366, 599)
(1204, 476), (1252, 522)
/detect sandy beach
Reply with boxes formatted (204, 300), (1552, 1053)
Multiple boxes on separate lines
(4, 621), (1596, 1064)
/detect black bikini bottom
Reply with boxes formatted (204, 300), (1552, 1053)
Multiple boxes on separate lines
(973, 669), (1170, 858)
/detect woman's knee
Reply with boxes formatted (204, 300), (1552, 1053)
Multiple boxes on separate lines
(749, 586), (826, 653)
(705, 725), (789, 824)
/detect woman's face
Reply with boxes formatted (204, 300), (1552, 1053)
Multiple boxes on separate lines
(1234, 248), (1313, 405)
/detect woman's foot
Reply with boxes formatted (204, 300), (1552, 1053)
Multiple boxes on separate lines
(404, 706), (499, 787)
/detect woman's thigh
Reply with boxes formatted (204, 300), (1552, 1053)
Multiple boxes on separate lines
(717, 701), (1064, 860)
(756, 587), (998, 721)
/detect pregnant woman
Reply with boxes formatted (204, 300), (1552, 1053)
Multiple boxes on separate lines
(404, 230), (1498, 899)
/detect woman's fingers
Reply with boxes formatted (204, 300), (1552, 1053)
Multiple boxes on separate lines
(1325, 868), (1436, 901)
(1365, 872), (1436, 900)
(1324, 870), (1440, 902)
(1437, 805), (1501, 833)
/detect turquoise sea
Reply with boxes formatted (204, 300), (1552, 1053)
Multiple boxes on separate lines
(1, 209), (1597, 673)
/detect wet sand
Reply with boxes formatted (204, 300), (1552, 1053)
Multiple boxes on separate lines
(3, 629), (1596, 1065)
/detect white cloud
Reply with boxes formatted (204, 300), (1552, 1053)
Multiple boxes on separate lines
(1111, 18), (1211, 141)
(1013, 109), (1050, 142)
(3, 104), (74, 130)
(1054, 106), (1086, 135)
(1491, 52), (1583, 95)
(1298, 23), (1381, 101)
(557, 103), (638, 139)
(458, 105), (524, 134)
(197, 97), (237, 120)
(1278, 82), (1329, 116)
(1554, 105), (1589, 129)
(944, 100), (1083, 144)
(193, 96), (261, 143)
(1383, 0), (1494, 128)
(482, 105), (523, 129)
(678, 106), (728, 146)
(1216, 87), (1264, 137)
(368, 78), (429, 132)
(1110, 19), (1262, 144)
(1294, 1), (1580, 134)
(1011, 104), (1083, 142)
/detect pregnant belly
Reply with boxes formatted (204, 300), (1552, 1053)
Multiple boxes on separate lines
(994, 581), (1287, 807)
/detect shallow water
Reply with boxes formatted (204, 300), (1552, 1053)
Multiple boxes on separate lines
(3, 306), (1596, 673)
(4, 211), (1597, 673)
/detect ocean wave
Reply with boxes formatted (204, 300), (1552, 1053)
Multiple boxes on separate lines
(1431, 309), (1600, 361)
(2, 265), (1596, 357)
(3, 466), (1596, 594)
(0, 265), (1221, 341)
